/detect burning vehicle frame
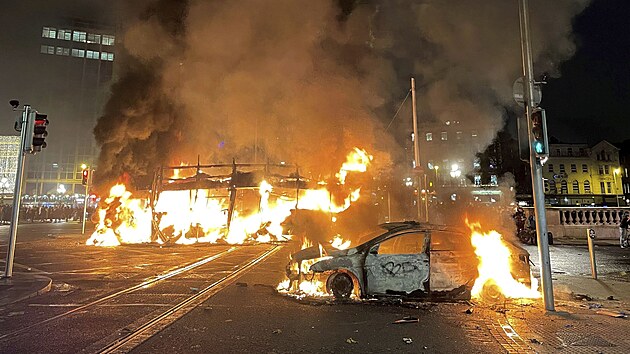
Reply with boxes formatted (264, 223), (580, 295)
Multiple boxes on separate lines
(285, 221), (533, 301)
(144, 159), (309, 244)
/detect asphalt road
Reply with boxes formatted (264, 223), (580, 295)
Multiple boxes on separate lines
(0, 222), (628, 353)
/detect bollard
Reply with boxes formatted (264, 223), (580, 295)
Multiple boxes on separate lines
(587, 228), (597, 279)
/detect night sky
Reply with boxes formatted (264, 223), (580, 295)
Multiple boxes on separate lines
(543, 0), (630, 145)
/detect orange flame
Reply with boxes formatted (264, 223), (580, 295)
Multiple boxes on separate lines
(335, 147), (372, 184)
(467, 220), (540, 300)
(87, 149), (372, 247)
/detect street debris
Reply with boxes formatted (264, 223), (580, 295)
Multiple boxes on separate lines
(272, 329), (282, 334)
(530, 338), (542, 344)
(402, 337), (413, 344)
(346, 338), (357, 344)
(190, 287), (199, 293)
(465, 307), (474, 314)
(236, 282), (248, 287)
(7, 311), (24, 317)
(596, 310), (627, 318)
(574, 293), (593, 301)
(607, 295), (616, 300)
(392, 316), (419, 324)
(588, 303), (603, 309)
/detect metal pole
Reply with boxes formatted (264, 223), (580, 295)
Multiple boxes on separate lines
(3, 105), (30, 278)
(81, 168), (89, 235)
(411, 78), (422, 221)
(387, 190), (392, 222)
(587, 229), (597, 279)
(519, 0), (554, 311)
(424, 174), (429, 222)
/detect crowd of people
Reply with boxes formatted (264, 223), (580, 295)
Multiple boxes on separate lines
(0, 204), (91, 224)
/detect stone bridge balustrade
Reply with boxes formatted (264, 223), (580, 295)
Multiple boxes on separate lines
(525, 207), (630, 240)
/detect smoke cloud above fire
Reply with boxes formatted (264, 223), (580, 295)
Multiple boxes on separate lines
(94, 0), (589, 187)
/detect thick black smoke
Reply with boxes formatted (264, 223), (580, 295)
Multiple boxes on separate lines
(94, 0), (589, 190)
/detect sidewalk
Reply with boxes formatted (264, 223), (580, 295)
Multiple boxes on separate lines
(0, 272), (52, 307)
(492, 274), (630, 353)
(554, 274), (630, 304)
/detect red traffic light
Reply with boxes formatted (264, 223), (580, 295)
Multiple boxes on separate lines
(32, 113), (49, 152)
(82, 169), (89, 185)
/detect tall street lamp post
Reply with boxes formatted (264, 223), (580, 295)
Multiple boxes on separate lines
(613, 168), (621, 207)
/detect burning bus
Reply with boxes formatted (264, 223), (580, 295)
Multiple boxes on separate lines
(86, 148), (373, 247)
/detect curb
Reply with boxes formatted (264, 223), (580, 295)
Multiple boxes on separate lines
(0, 275), (53, 307)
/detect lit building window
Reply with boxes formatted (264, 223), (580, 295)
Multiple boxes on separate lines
(71, 48), (85, 57)
(582, 164), (588, 173)
(100, 52), (114, 61)
(604, 165), (610, 174)
(72, 31), (87, 42)
(425, 133), (432, 141)
(86, 50), (99, 59)
(456, 131), (462, 140)
(572, 180), (579, 193)
(490, 175), (498, 186)
(584, 180), (591, 193)
(571, 164), (577, 173)
(40, 45), (55, 55)
(474, 175), (481, 186)
(440, 132), (447, 141)
(102, 35), (115, 46)
(559, 164), (565, 173)
(42, 27), (57, 38)
(600, 181), (605, 193)
(607, 182), (612, 194)
(87, 33), (101, 44)
(57, 29), (72, 41)
(548, 164), (554, 172)
(471, 131), (478, 138)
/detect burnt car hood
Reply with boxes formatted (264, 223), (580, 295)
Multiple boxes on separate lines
(291, 245), (355, 262)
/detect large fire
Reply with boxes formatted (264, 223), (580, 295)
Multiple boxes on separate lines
(86, 148), (372, 247)
(467, 220), (540, 300)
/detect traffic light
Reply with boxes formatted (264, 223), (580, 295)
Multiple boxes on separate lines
(31, 112), (49, 153)
(82, 169), (89, 185)
(530, 108), (549, 159)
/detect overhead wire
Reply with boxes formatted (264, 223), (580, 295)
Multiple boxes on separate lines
(385, 89), (411, 132)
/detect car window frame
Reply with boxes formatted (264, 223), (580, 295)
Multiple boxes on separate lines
(369, 230), (429, 255)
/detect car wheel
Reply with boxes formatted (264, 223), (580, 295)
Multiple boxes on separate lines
(329, 273), (353, 299)
(480, 282), (505, 304)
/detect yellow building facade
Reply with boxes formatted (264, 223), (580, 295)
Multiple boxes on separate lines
(543, 141), (623, 206)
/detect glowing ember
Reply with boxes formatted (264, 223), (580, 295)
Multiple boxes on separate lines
(467, 220), (540, 300)
(87, 148), (372, 247)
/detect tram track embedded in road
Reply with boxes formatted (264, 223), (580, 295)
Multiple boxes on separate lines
(0, 246), (238, 342)
(96, 245), (282, 354)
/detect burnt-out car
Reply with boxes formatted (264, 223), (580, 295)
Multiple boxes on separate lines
(286, 221), (531, 300)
